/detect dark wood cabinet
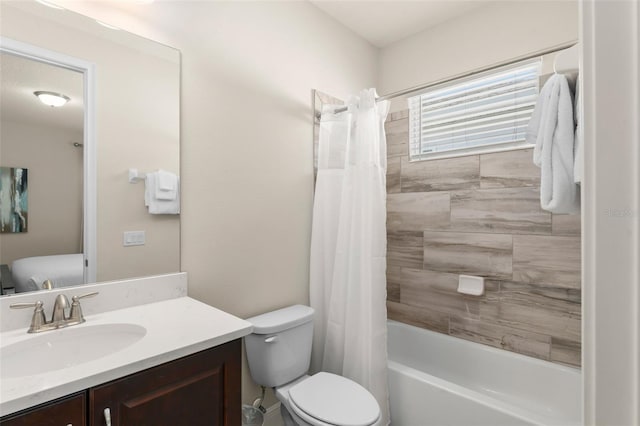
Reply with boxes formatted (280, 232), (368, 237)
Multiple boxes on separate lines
(1, 340), (241, 426)
(90, 339), (241, 426)
(1, 392), (86, 426)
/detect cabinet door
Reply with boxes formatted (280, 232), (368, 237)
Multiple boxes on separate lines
(90, 339), (241, 426)
(0, 392), (86, 426)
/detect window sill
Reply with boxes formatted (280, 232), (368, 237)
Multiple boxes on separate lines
(409, 141), (534, 162)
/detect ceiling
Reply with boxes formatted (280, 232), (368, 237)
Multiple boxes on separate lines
(1, 52), (84, 133)
(309, 1), (490, 47)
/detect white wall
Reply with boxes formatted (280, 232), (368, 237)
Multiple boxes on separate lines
(53, 0), (378, 408)
(582, 1), (640, 424)
(0, 120), (83, 266)
(378, 1), (578, 110)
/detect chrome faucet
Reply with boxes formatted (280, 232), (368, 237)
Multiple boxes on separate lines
(10, 291), (98, 333)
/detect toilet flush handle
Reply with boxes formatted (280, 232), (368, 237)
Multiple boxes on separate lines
(264, 335), (278, 343)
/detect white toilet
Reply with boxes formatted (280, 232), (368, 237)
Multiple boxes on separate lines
(245, 305), (380, 426)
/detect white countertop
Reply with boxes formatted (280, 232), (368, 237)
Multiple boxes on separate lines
(0, 296), (253, 417)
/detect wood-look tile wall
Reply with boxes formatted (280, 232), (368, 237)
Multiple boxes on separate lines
(385, 109), (582, 367)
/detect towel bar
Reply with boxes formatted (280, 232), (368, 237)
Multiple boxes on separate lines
(128, 168), (147, 183)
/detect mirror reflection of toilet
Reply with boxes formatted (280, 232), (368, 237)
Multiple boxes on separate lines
(245, 305), (380, 426)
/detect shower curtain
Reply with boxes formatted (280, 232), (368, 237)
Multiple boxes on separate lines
(310, 88), (390, 425)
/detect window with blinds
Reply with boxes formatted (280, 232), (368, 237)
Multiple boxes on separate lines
(408, 59), (541, 161)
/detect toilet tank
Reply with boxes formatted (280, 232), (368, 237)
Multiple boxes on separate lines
(245, 305), (314, 388)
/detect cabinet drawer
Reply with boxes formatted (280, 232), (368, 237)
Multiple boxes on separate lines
(1, 392), (86, 426)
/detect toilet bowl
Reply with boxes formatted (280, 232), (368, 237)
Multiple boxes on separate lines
(276, 373), (380, 426)
(244, 305), (380, 426)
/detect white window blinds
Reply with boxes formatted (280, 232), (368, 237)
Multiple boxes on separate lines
(408, 60), (541, 161)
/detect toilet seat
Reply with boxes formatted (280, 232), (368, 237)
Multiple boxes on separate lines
(287, 372), (380, 426)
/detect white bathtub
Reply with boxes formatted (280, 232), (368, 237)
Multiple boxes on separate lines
(387, 320), (581, 426)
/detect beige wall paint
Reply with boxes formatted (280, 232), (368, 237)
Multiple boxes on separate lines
(378, 1), (578, 111)
(0, 120), (83, 266)
(0, 3), (180, 282)
(172, 1), (378, 319)
(52, 0), (377, 408)
(56, 0), (377, 313)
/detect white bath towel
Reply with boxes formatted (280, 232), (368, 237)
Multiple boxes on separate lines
(155, 169), (178, 200)
(145, 171), (180, 214)
(526, 74), (579, 214)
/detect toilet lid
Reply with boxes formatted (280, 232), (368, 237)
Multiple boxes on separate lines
(288, 372), (380, 426)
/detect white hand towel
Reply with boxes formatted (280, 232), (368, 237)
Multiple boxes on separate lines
(157, 169), (176, 191)
(155, 169), (178, 201)
(145, 171), (180, 214)
(526, 74), (580, 214)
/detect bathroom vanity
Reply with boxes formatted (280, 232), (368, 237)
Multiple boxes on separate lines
(0, 273), (252, 426)
(2, 341), (240, 425)
(0, 4), (236, 424)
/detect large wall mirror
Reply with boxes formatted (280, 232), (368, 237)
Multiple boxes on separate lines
(0, 1), (180, 295)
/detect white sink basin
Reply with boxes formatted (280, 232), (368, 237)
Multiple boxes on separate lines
(0, 323), (146, 379)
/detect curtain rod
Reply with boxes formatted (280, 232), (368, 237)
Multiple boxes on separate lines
(317, 40), (578, 119)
